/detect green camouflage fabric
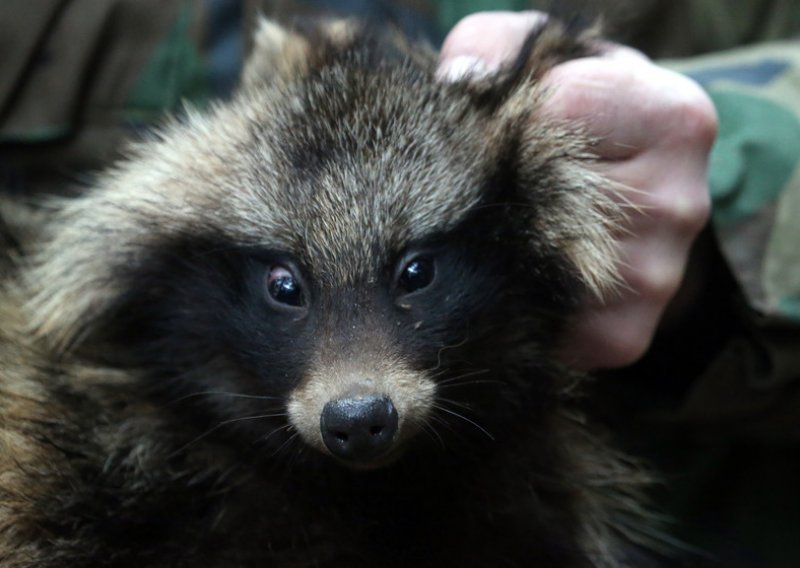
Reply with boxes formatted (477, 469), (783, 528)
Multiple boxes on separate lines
(0, 0), (243, 200)
(652, 43), (800, 449)
(0, 0), (445, 201)
(672, 44), (800, 327)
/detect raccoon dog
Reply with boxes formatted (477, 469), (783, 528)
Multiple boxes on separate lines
(0, 17), (647, 568)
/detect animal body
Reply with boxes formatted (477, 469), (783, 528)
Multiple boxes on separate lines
(0, 18), (647, 567)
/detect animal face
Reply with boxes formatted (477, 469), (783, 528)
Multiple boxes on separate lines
(97, 126), (559, 470)
(24, 19), (618, 471)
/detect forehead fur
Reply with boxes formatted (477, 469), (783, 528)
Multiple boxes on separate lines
(21, 19), (620, 350)
(257, 63), (497, 284)
(22, 54), (504, 343)
(115, 63), (497, 281)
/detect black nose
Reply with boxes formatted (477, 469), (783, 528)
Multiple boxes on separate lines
(320, 395), (398, 462)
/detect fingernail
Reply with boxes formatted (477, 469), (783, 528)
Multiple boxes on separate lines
(436, 55), (492, 82)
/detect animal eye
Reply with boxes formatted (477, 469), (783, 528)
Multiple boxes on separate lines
(398, 256), (435, 294)
(267, 265), (304, 307)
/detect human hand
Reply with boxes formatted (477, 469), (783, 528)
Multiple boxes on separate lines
(438, 12), (717, 370)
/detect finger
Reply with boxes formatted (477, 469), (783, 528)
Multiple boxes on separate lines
(558, 298), (664, 370)
(592, 41), (649, 63)
(601, 153), (712, 239)
(540, 58), (717, 160)
(437, 11), (548, 80)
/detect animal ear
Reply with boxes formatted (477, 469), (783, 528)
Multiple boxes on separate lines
(240, 18), (315, 89)
(457, 18), (599, 113)
(475, 19), (621, 299)
(241, 17), (369, 90)
(504, 115), (622, 300)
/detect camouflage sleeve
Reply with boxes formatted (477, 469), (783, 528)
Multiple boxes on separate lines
(0, 0), (246, 198)
(633, 44), (800, 564)
(670, 44), (800, 326)
(662, 45), (800, 424)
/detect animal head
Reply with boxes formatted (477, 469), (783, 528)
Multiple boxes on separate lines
(22, 18), (619, 469)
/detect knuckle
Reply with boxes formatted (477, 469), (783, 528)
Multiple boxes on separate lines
(608, 337), (651, 368)
(637, 182), (711, 238)
(596, 319), (656, 368)
(439, 13), (497, 60)
(561, 308), (657, 369)
(440, 12), (547, 77)
(621, 249), (685, 308)
(661, 189), (711, 237)
(638, 259), (684, 305)
(686, 187), (712, 231)
(664, 82), (719, 149)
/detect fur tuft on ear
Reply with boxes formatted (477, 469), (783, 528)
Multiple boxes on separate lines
(510, 17), (601, 83)
(456, 17), (601, 114)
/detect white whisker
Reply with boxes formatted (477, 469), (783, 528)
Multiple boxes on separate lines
(270, 431), (301, 458)
(434, 404), (495, 441)
(167, 391), (282, 405)
(169, 412), (286, 458)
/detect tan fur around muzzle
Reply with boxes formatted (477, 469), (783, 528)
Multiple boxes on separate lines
(287, 358), (436, 459)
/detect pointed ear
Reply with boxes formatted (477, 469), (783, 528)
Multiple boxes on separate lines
(482, 83), (622, 300)
(240, 19), (314, 90)
(474, 19), (620, 300)
(455, 18), (600, 113)
(241, 17), (369, 91)
(511, 118), (622, 299)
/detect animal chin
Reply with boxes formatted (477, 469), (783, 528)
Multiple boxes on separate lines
(328, 443), (409, 472)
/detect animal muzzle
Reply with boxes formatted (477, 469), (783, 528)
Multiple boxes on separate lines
(287, 364), (436, 467)
(320, 394), (399, 463)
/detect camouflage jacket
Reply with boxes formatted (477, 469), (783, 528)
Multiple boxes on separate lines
(663, 44), (800, 431)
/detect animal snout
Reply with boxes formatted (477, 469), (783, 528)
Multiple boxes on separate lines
(320, 394), (398, 463)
